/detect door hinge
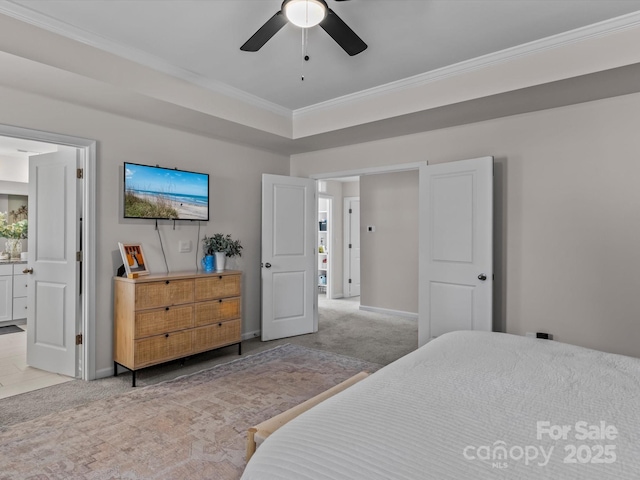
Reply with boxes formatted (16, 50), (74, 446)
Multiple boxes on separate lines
(348, 279), (352, 284)
(76, 251), (82, 262)
(75, 334), (83, 345)
(349, 244), (352, 249)
(76, 168), (83, 179)
(349, 209), (352, 214)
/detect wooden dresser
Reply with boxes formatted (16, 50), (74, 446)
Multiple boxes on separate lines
(113, 270), (242, 386)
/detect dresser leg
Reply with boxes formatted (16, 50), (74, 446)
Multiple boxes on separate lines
(132, 370), (136, 387)
(114, 361), (118, 377)
(238, 342), (242, 355)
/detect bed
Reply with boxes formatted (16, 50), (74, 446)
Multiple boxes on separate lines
(242, 331), (640, 479)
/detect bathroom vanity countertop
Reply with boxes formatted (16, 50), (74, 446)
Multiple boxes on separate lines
(0, 260), (27, 264)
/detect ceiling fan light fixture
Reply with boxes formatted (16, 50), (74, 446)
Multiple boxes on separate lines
(284, 0), (326, 28)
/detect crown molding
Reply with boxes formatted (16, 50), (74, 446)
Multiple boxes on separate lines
(2, 2), (640, 126)
(0, 1), (292, 119)
(293, 10), (640, 119)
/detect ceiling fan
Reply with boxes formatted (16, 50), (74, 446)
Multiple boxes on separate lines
(240, 0), (367, 56)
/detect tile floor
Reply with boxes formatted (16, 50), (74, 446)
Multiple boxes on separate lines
(0, 328), (73, 399)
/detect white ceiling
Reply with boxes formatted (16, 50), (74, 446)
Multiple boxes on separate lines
(6, 0), (640, 111)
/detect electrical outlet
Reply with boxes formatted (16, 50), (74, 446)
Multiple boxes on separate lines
(367, 225), (375, 232)
(178, 240), (192, 253)
(526, 332), (553, 340)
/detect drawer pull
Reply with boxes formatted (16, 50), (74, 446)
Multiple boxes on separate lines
(166, 280), (170, 285)
(218, 322), (222, 327)
(219, 275), (223, 279)
(219, 299), (223, 303)
(165, 333), (169, 338)
(165, 307), (170, 311)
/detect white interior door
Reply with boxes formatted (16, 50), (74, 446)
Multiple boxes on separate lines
(261, 174), (317, 341)
(344, 197), (361, 297)
(418, 157), (493, 346)
(27, 146), (80, 377)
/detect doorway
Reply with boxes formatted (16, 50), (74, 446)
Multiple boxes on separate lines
(317, 194), (331, 300)
(0, 124), (96, 391)
(317, 177), (360, 319)
(0, 136), (75, 397)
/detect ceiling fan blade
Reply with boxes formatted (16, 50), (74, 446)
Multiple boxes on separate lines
(240, 11), (288, 52)
(319, 8), (367, 56)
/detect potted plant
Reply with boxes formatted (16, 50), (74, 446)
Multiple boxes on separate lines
(0, 212), (28, 260)
(202, 233), (242, 272)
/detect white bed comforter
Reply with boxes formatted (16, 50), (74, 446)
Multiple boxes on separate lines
(242, 331), (640, 479)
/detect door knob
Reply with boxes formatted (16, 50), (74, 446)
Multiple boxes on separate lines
(265, 263), (272, 269)
(23, 267), (33, 274)
(478, 273), (487, 281)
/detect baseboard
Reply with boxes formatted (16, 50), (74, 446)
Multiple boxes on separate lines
(330, 294), (344, 299)
(242, 330), (261, 341)
(359, 304), (418, 320)
(95, 366), (114, 379)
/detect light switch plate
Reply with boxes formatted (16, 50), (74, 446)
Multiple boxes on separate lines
(178, 240), (192, 253)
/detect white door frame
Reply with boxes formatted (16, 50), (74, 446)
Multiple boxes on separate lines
(318, 193), (332, 300)
(311, 162), (427, 328)
(0, 124), (96, 380)
(343, 196), (359, 298)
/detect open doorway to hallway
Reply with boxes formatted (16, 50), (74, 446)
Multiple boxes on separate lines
(317, 176), (361, 315)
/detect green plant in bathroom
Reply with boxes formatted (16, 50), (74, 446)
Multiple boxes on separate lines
(0, 212), (28, 239)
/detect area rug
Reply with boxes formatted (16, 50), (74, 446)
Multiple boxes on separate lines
(0, 344), (381, 479)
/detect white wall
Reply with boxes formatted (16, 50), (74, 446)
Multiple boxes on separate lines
(0, 155), (28, 183)
(0, 85), (290, 376)
(342, 181), (360, 198)
(291, 92), (640, 358)
(360, 171), (418, 313)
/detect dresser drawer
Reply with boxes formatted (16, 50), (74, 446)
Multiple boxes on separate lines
(194, 297), (240, 327)
(192, 319), (241, 353)
(134, 305), (194, 338)
(135, 279), (194, 310)
(194, 275), (240, 301)
(134, 330), (192, 368)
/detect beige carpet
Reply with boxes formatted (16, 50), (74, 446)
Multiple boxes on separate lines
(0, 344), (380, 479)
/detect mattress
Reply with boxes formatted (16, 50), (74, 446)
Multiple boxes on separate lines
(242, 331), (640, 479)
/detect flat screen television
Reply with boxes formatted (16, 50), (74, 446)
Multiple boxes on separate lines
(124, 162), (209, 221)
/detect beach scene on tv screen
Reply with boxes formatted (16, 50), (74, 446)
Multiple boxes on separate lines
(124, 163), (208, 220)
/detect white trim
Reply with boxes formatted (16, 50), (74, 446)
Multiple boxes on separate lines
(294, 10), (640, 118)
(418, 165), (429, 345)
(0, 124), (97, 381)
(0, 1), (291, 119)
(318, 193), (333, 300)
(343, 196), (359, 298)
(2, 1), (640, 120)
(359, 304), (418, 320)
(242, 329), (261, 341)
(95, 366), (114, 380)
(310, 162), (427, 180)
